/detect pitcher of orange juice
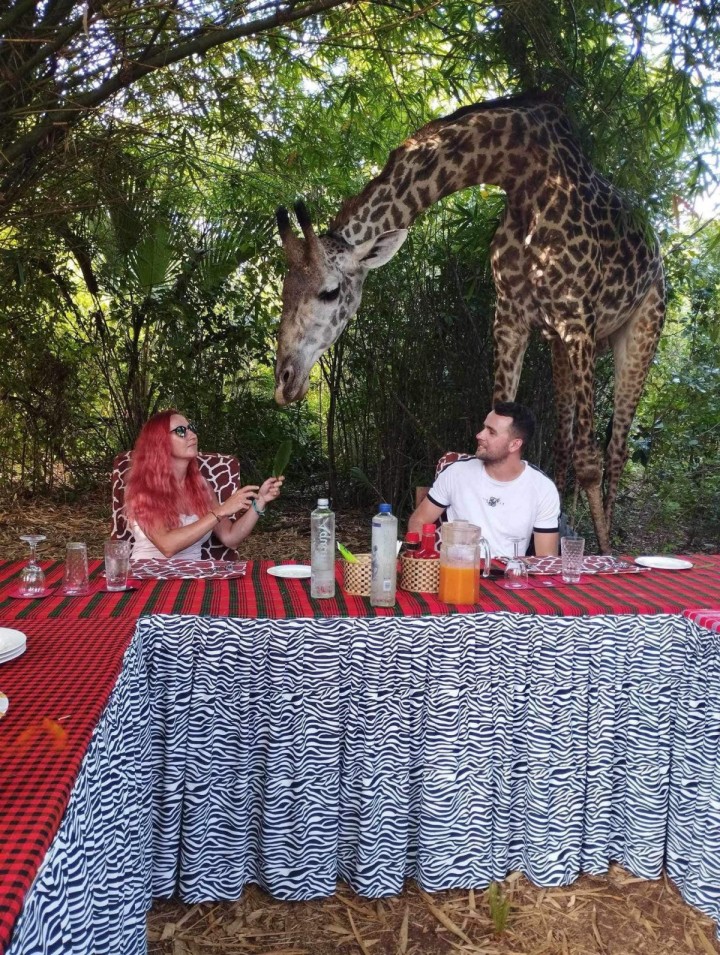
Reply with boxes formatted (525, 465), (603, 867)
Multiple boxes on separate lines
(438, 521), (491, 603)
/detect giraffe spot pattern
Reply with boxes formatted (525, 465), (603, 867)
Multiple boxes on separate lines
(277, 92), (665, 553)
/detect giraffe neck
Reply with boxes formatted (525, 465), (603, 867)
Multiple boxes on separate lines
(330, 103), (556, 245)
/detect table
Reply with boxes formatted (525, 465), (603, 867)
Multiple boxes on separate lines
(669, 609), (720, 924)
(1, 557), (719, 953)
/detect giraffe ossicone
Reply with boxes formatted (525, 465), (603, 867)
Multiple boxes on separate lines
(274, 93), (665, 554)
(275, 200), (407, 403)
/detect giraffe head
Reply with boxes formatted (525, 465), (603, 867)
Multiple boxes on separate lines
(274, 201), (407, 405)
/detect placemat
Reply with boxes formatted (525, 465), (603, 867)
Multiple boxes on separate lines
(129, 559), (247, 579)
(521, 555), (645, 575)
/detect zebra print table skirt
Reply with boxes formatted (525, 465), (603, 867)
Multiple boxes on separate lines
(140, 611), (703, 902)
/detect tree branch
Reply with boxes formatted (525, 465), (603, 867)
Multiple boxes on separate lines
(2, 0), (352, 171)
(0, 0), (38, 36)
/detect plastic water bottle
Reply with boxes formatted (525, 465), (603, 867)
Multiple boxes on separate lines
(311, 498), (335, 598)
(370, 503), (398, 607)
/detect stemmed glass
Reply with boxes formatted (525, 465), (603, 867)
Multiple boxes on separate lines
(503, 537), (529, 590)
(18, 534), (47, 596)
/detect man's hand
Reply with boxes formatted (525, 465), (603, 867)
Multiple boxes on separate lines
(408, 497), (445, 536)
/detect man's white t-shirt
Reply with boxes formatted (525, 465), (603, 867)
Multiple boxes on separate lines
(427, 458), (560, 557)
(130, 514), (212, 561)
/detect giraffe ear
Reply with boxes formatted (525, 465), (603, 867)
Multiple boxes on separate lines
(356, 230), (408, 269)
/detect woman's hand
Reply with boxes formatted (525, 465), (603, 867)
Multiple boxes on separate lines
(213, 477), (284, 549)
(218, 484), (260, 518)
(257, 476), (284, 509)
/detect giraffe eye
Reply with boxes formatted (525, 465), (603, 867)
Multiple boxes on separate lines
(318, 286), (341, 303)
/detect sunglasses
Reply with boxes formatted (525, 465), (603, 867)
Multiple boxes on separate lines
(169, 422), (198, 438)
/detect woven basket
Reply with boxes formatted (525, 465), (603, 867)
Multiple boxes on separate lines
(400, 555), (440, 594)
(342, 553), (372, 596)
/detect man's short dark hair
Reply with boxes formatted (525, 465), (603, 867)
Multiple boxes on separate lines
(493, 401), (536, 448)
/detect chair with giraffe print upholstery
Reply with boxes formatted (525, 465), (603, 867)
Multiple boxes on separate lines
(111, 451), (242, 560)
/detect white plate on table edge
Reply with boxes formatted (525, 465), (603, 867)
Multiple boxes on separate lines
(0, 643), (26, 665)
(0, 627), (26, 653)
(267, 564), (312, 579)
(635, 555), (694, 571)
(0, 627), (27, 665)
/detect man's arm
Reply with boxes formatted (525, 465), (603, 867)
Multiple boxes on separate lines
(408, 496), (445, 535)
(530, 471), (562, 557)
(533, 530), (559, 557)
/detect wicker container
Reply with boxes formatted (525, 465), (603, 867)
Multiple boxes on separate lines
(342, 553), (372, 596)
(400, 555), (440, 594)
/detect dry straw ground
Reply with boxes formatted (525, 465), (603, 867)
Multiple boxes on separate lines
(148, 869), (720, 955)
(2, 492), (718, 955)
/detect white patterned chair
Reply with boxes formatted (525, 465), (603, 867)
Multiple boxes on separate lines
(415, 452), (474, 547)
(111, 451), (242, 561)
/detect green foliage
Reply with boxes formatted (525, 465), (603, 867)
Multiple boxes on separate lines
(272, 440), (293, 478)
(611, 219), (720, 551)
(1, 0), (719, 556)
(0, 309), (111, 493)
(487, 882), (511, 935)
(348, 467), (384, 503)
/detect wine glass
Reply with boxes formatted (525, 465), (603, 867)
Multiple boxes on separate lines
(503, 537), (529, 590)
(18, 534), (47, 596)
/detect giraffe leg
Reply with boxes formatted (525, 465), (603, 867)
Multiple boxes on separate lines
(492, 298), (530, 402)
(549, 335), (574, 498)
(604, 279), (665, 530)
(562, 331), (611, 554)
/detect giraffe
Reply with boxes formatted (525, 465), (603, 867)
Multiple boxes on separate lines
(274, 92), (665, 554)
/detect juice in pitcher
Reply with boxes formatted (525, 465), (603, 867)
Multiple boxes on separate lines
(439, 563), (478, 603)
(438, 521), (490, 604)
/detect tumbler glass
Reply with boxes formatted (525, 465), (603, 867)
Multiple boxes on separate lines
(561, 536), (585, 584)
(62, 542), (90, 595)
(104, 540), (131, 591)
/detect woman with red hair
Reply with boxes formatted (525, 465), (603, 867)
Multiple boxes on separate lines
(125, 410), (283, 559)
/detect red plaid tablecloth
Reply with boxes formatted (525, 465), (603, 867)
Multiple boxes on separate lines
(1, 556), (719, 624)
(0, 613), (136, 953)
(0, 554), (719, 953)
(684, 609), (720, 633)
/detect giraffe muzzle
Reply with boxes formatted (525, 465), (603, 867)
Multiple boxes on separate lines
(274, 361), (310, 405)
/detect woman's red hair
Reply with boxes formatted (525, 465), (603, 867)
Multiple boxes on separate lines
(125, 409), (214, 533)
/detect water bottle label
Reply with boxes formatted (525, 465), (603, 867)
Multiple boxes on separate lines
(315, 518), (333, 555)
(383, 580), (391, 591)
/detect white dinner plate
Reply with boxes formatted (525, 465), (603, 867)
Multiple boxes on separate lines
(0, 627), (27, 665)
(267, 564), (312, 579)
(635, 555), (694, 571)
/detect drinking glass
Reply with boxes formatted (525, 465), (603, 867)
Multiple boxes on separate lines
(503, 537), (529, 589)
(18, 534), (47, 596)
(561, 536), (585, 583)
(62, 542), (90, 595)
(104, 540), (131, 591)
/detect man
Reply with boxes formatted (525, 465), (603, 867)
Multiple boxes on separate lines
(408, 402), (560, 557)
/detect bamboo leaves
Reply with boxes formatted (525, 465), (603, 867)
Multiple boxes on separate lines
(273, 439), (293, 478)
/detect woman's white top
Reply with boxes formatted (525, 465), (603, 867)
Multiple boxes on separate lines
(130, 514), (212, 561)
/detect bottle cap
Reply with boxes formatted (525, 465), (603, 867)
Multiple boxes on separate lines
(317, 498), (329, 507)
(422, 523), (437, 534)
(379, 503), (392, 514)
(404, 532), (420, 543)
